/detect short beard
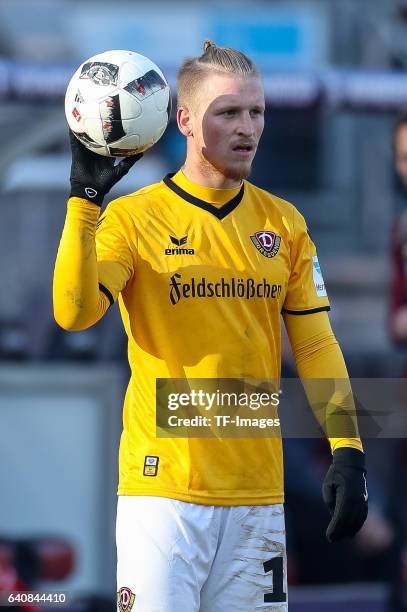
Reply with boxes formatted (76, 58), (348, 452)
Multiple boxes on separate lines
(222, 163), (252, 181)
(201, 149), (253, 182)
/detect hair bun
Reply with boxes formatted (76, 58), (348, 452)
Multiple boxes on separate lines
(203, 39), (216, 53)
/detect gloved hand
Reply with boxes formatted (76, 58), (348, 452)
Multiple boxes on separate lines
(322, 447), (368, 543)
(69, 130), (142, 206)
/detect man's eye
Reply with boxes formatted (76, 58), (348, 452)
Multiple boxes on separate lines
(223, 110), (236, 116)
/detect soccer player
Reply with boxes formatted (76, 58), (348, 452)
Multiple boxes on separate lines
(53, 41), (368, 611)
(387, 112), (407, 611)
(390, 111), (407, 344)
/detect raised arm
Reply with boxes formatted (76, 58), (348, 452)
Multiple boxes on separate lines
(53, 131), (141, 331)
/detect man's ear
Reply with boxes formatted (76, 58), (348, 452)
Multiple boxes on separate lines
(177, 106), (193, 137)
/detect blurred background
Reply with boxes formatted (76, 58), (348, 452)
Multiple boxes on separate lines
(1, 0), (407, 610)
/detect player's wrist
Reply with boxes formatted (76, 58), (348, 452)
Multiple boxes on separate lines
(332, 447), (365, 469)
(67, 196), (102, 215)
(69, 182), (105, 206)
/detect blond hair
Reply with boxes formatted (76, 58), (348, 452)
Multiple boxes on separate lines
(177, 39), (259, 109)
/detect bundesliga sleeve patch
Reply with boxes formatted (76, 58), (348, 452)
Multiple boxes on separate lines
(312, 256), (327, 297)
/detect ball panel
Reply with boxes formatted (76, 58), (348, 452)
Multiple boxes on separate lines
(152, 122), (167, 144)
(99, 94), (126, 144)
(166, 95), (172, 121)
(108, 147), (141, 157)
(153, 87), (171, 113)
(116, 90), (142, 120)
(119, 59), (145, 86)
(123, 69), (167, 102)
(73, 131), (104, 149)
(82, 116), (105, 145)
(108, 133), (141, 157)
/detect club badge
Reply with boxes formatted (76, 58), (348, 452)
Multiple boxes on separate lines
(117, 587), (136, 612)
(250, 231), (281, 258)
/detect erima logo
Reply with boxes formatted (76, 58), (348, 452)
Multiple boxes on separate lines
(170, 235), (187, 246)
(85, 187), (98, 198)
(165, 235), (195, 255)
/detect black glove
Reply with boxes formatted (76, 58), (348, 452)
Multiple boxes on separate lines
(69, 130), (142, 206)
(322, 447), (368, 543)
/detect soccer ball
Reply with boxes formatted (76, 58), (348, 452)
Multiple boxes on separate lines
(65, 50), (171, 157)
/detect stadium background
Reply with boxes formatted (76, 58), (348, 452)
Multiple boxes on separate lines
(0, 0), (406, 610)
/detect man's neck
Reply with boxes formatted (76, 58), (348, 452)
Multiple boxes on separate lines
(181, 161), (242, 190)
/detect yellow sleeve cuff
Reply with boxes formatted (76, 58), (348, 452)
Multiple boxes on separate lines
(329, 438), (364, 454)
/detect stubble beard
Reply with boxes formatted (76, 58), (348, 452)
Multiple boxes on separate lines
(222, 161), (252, 181)
(201, 149), (253, 182)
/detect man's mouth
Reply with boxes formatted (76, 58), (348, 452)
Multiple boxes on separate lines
(233, 144), (254, 153)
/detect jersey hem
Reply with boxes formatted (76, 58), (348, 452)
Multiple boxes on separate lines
(117, 487), (284, 506)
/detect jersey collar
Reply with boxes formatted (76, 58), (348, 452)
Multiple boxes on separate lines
(163, 172), (245, 220)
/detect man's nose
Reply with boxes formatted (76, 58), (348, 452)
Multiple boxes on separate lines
(237, 112), (255, 136)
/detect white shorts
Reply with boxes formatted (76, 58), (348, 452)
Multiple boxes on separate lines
(116, 496), (287, 612)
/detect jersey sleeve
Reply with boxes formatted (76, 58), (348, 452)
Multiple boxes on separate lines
(282, 209), (330, 315)
(95, 201), (136, 305)
(284, 310), (363, 453)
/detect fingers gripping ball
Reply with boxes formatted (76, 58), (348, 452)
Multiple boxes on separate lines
(68, 130), (142, 205)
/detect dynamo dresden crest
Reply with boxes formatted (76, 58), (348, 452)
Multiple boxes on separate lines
(250, 231), (281, 258)
(117, 587), (136, 612)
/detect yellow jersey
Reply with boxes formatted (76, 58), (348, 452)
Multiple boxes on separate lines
(93, 169), (330, 505)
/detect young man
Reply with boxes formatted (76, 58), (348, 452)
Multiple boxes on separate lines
(54, 41), (368, 611)
(390, 111), (407, 344)
(387, 113), (407, 611)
